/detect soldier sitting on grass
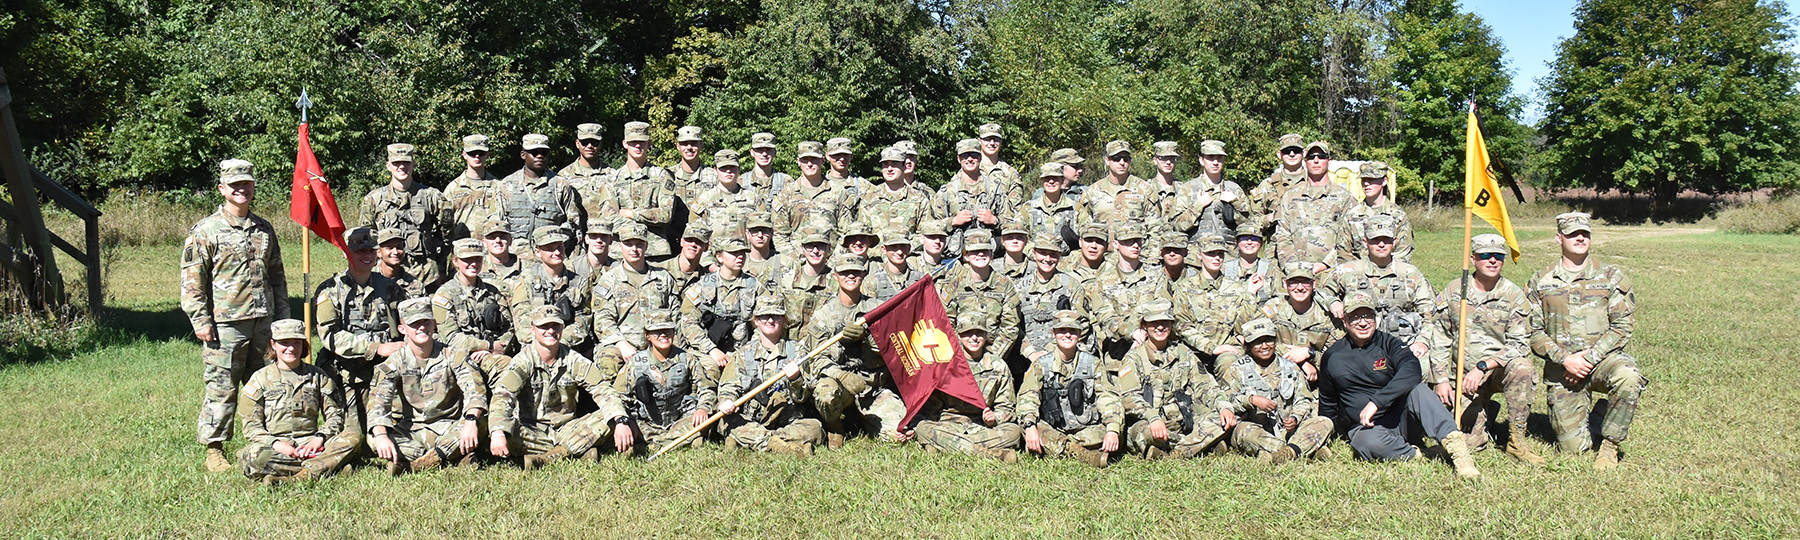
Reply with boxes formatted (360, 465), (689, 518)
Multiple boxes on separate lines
(488, 306), (632, 469)
(718, 296), (821, 456)
(1018, 311), (1123, 468)
(1220, 318), (1335, 464)
(367, 298), (487, 474)
(238, 319), (358, 486)
(615, 310), (716, 456)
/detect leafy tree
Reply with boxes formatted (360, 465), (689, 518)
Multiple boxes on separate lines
(1540, 0), (1800, 201)
(1388, 0), (1528, 201)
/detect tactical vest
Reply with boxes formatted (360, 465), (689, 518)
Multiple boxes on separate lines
(1038, 352), (1101, 431)
(697, 273), (757, 351)
(1359, 270), (1424, 341)
(870, 268), (922, 302)
(1232, 354), (1303, 437)
(1017, 275), (1076, 350)
(737, 339), (801, 411)
(628, 351), (696, 426)
(503, 178), (565, 239)
(1136, 352), (1197, 432)
(460, 286), (509, 342)
(375, 189), (438, 256)
(1222, 258), (1268, 280)
(529, 273), (579, 325)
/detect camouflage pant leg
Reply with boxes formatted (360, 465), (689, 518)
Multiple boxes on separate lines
(725, 418), (824, 451)
(640, 413), (704, 453)
(1288, 416), (1333, 457)
(812, 371), (867, 429)
(1460, 357), (1540, 444)
(1171, 418), (1229, 457)
(553, 411), (618, 456)
(236, 430), (358, 481)
(917, 420), (1022, 455)
(196, 318), (271, 444)
(1125, 419), (1172, 456)
(1545, 352), (1646, 451)
(857, 388), (907, 441)
(1034, 421), (1105, 459)
(1229, 421), (1285, 455)
(390, 420), (474, 463)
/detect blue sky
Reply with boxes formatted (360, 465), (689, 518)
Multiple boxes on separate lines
(1468, 0), (1798, 123)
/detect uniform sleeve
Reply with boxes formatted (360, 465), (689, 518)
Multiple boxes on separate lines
(990, 360), (1018, 423)
(179, 233), (216, 332)
(1167, 187), (1199, 233)
(357, 192), (377, 228)
(1593, 270), (1636, 357)
(590, 279), (625, 347)
(488, 359), (524, 434)
(1015, 362), (1043, 427)
(990, 289), (1022, 359)
(1113, 351), (1152, 422)
(1394, 213), (1416, 262)
(559, 184), (586, 234)
(563, 276), (594, 349)
(315, 285), (378, 362)
(366, 359), (401, 433)
(1224, 182), (1250, 216)
(1098, 363), (1126, 435)
(1218, 359), (1254, 412)
(691, 354), (719, 413)
(509, 278), (536, 345)
(577, 360), (629, 422)
(1191, 365), (1231, 418)
(635, 174), (677, 224)
(239, 374), (274, 446)
(1525, 271), (1572, 361)
(1282, 373), (1319, 422)
(454, 352), (489, 415)
(434, 290), (485, 353)
(716, 356), (746, 404)
(678, 285), (721, 355)
(319, 371), (347, 439)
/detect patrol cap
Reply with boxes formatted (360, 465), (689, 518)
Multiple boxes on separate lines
(1112, 223), (1146, 242)
(750, 132), (778, 149)
(480, 218), (511, 238)
(462, 134), (492, 153)
(1303, 140), (1331, 157)
(1196, 234), (1231, 253)
(744, 212), (775, 230)
(526, 305), (565, 327)
(1556, 212), (1592, 235)
(825, 137), (854, 156)
(797, 225), (830, 246)
(1281, 261), (1316, 280)
(918, 220), (948, 236)
(218, 159), (255, 185)
(841, 221), (878, 243)
(1158, 232), (1190, 252)
(880, 226), (912, 247)
(797, 141), (825, 159)
(453, 238), (485, 259)
(714, 149), (741, 169)
(1471, 233), (1508, 256)
(1001, 220), (1030, 236)
(1104, 140), (1132, 157)
(622, 121), (652, 143)
(1079, 222), (1110, 241)
(1359, 161), (1390, 179)
(386, 143), (416, 163)
(1137, 302), (1176, 323)
(1031, 232), (1067, 253)
(1151, 141), (1180, 157)
(270, 319), (308, 341)
(586, 217), (616, 236)
(377, 227), (406, 246)
(1278, 133), (1305, 150)
(1240, 318), (1279, 343)
(1234, 221), (1262, 239)
(713, 235), (751, 253)
(828, 253), (868, 273)
(1050, 310), (1086, 331)
(676, 125), (704, 143)
(1198, 140), (1227, 156)
(1039, 162), (1065, 179)
(1362, 216), (1397, 240)
(614, 221), (650, 243)
(977, 123), (1005, 140)
(399, 297), (435, 325)
(895, 140), (919, 157)
(344, 227), (378, 251)
(753, 295), (788, 317)
(680, 223), (712, 243)
(955, 313), (989, 334)
(642, 309), (679, 332)
(964, 230), (996, 252)
(521, 134), (551, 151)
(1050, 148), (1084, 165)
(955, 138), (981, 155)
(879, 146), (908, 163)
(533, 225), (570, 248)
(575, 123), (604, 142)
(1342, 291), (1375, 315)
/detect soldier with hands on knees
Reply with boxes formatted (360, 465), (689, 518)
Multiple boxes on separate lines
(906, 312), (1022, 462)
(1220, 318), (1335, 463)
(1018, 311), (1122, 468)
(237, 319), (358, 485)
(488, 306), (633, 469)
(367, 298), (488, 474)
(1116, 303), (1232, 460)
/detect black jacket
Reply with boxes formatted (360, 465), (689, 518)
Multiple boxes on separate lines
(1318, 331), (1420, 425)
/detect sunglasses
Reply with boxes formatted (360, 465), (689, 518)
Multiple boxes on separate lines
(1474, 252), (1505, 261)
(1305, 153), (1331, 160)
(527, 149), (550, 157)
(1107, 155), (1129, 162)
(465, 150), (488, 158)
(958, 153), (981, 160)
(577, 139), (601, 147)
(1280, 148), (1302, 155)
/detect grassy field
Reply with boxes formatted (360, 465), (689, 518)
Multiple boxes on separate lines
(2, 216), (1798, 538)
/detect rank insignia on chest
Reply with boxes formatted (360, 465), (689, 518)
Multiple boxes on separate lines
(1372, 357), (1388, 371)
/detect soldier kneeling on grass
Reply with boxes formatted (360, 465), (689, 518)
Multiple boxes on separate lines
(366, 298), (488, 475)
(487, 305), (633, 470)
(1018, 311), (1123, 468)
(1219, 318), (1335, 464)
(238, 319), (359, 485)
(717, 296), (823, 457)
(614, 309), (717, 456)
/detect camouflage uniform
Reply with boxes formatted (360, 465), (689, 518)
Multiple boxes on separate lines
(358, 145), (454, 284)
(313, 228), (402, 440)
(1220, 319), (1333, 460)
(679, 237), (766, 358)
(1271, 179), (1356, 269)
(866, 235), (928, 304)
(1528, 214), (1644, 453)
(935, 142), (1022, 257)
(860, 149), (941, 237)
(1171, 264), (1258, 373)
(1076, 174), (1162, 234)
(182, 163), (289, 446)
(718, 313), (824, 454)
(1256, 263), (1339, 362)
(772, 144), (858, 253)
(745, 132), (793, 194)
(497, 138), (585, 243)
(1116, 305), (1231, 458)
(938, 233), (1022, 362)
(976, 123), (1025, 208)
(804, 255), (906, 439)
(1013, 235), (1083, 365)
(1247, 134), (1309, 232)
(559, 125), (616, 224)
(237, 342), (358, 481)
(1434, 271), (1535, 447)
(1020, 163), (1080, 250)
(590, 229), (682, 355)
(614, 311), (717, 450)
(431, 244), (516, 377)
(912, 316), (1021, 458)
(1017, 313), (1123, 467)
(508, 228), (593, 349)
(367, 316), (488, 466)
(1079, 225), (1169, 357)
(691, 153), (768, 239)
(1174, 143), (1250, 240)
(606, 127), (682, 256)
(488, 318), (629, 460)
(1344, 200), (1416, 263)
(1321, 242), (1437, 365)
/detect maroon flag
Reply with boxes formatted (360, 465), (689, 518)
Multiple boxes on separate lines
(863, 275), (987, 429)
(289, 123), (347, 252)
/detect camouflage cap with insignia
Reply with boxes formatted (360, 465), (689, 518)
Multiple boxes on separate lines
(828, 252), (868, 273)
(614, 221), (650, 243)
(453, 238), (485, 259)
(797, 225), (830, 246)
(977, 123), (1005, 140)
(713, 234), (751, 253)
(1342, 291), (1375, 315)
(218, 159), (255, 185)
(521, 134), (551, 151)
(955, 138), (981, 155)
(879, 226), (912, 247)
(880, 146), (907, 163)
(1556, 212), (1592, 235)
(622, 121), (651, 143)
(918, 220), (948, 236)
(1234, 221), (1262, 239)
(714, 149), (741, 169)
(1362, 216), (1397, 240)
(586, 217), (616, 236)
(386, 143), (416, 163)
(1197, 233), (1231, 253)
(750, 132), (778, 149)
(642, 309), (679, 331)
(753, 295), (788, 317)
(841, 221), (878, 242)
(1104, 140), (1132, 157)
(1001, 220), (1029, 236)
(1079, 222), (1110, 241)
(480, 218), (510, 238)
(1112, 223), (1146, 242)
(825, 137), (854, 156)
(462, 134), (492, 153)
(954, 312), (990, 334)
(1471, 233), (1508, 256)
(796, 141), (825, 159)
(1039, 162), (1065, 179)
(1359, 161), (1390, 179)
(270, 319), (308, 341)
(377, 227), (406, 246)
(1050, 148), (1084, 165)
(895, 140), (919, 157)
(1278, 133), (1305, 150)
(1304, 140), (1331, 156)
(1281, 261), (1317, 279)
(575, 123), (604, 142)
(745, 211), (776, 230)
(399, 297), (435, 325)
(676, 125), (704, 143)
(964, 230), (996, 252)
(527, 304), (565, 327)
(1199, 139), (1228, 156)
(1240, 317), (1279, 343)
(1031, 232), (1067, 253)
(1152, 141), (1180, 157)
(682, 222), (712, 242)
(1157, 231), (1190, 252)
(344, 227), (378, 251)
(533, 225), (570, 247)
(1137, 301), (1176, 323)
(1050, 310), (1086, 331)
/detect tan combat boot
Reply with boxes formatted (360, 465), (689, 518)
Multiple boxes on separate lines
(204, 443), (233, 473)
(1312, 444), (1334, 461)
(985, 447), (1019, 464)
(1594, 439), (1621, 470)
(409, 451), (443, 473)
(1505, 425), (1546, 465)
(524, 446), (570, 470)
(1144, 446), (1168, 461)
(767, 438), (814, 457)
(1070, 444), (1111, 469)
(825, 432), (846, 450)
(1440, 431), (1482, 480)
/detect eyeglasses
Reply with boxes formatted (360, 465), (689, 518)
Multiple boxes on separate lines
(1305, 153), (1331, 160)
(527, 150), (550, 157)
(1474, 252), (1505, 261)
(465, 151), (488, 158)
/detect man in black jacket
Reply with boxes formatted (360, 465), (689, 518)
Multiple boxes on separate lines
(1320, 292), (1481, 479)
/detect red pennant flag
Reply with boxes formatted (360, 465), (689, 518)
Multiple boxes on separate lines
(290, 123), (348, 252)
(863, 275), (987, 430)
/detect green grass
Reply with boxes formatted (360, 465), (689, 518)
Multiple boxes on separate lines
(3, 225), (1798, 538)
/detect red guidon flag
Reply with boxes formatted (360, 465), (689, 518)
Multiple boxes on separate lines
(289, 123), (348, 252)
(863, 275), (987, 429)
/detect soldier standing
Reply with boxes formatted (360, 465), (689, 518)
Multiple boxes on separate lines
(1018, 311), (1122, 468)
(1528, 212), (1645, 469)
(559, 123), (614, 225)
(592, 221), (682, 365)
(936, 139), (1019, 257)
(744, 132), (791, 194)
(1021, 163), (1080, 259)
(743, 213), (784, 282)
(1344, 161), (1416, 262)
(1249, 133), (1308, 231)
(313, 227), (402, 447)
(804, 253), (904, 447)
(717, 296), (821, 456)
(432, 238), (514, 376)
(939, 231), (1022, 363)
(1220, 318), (1335, 463)
(1076, 141), (1161, 233)
(615, 309), (717, 455)
(671, 125), (714, 201)
(1271, 141), (1356, 272)
(690, 149), (766, 242)
(1435, 234), (1546, 464)
(367, 298), (488, 474)
(1175, 140), (1249, 241)
(1172, 234), (1262, 372)
(183, 158), (289, 472)
(905, 313), (1022, 462)
(867, 226), (927, 304)
(773, 141), (858, 253)
(1014, 233), (1083, 379)
(358, 143), (453, 286)
(860, 146), (940, 237)
(508, 226), (593, 352)
(565, 218), (618, 280)
(237, 319), (358, 484)
(1148, 141), (1186, 222)
(444, 135), (503, 241)
(823, 137), (864, 187)
(499, 134), (585, 248)
(488, 306), (633, 468)
(477, 219), (522, 288)
(976, 123), (1024, 204)
(608, 122), (680, 257)
(1116, 303), (1231, 460)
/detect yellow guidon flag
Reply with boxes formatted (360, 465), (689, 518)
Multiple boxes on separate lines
(1465, 108), (1521, 259)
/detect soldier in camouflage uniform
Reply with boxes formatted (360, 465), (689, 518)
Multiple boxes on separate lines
(995, 221), (1032, 283)
(907, 221), (954, 271)
(939, 230), (1022, 361)
(823, 137), (865, 187)
(432, 239), (515, 378)
(313, 227), (403, 449)
(444, 135), (504, 241)
(565, 218), (617, 280)
(658, 223), (713, 293)
(680, 235), (766, 371)
(1223, 221), (1281, 306)
(804, 253), (905, 446)
(488, 306), (633, 468)
(769, 227), (836, 340)
(1528, 212), (1644, 469)
(1256, 261), (1339, 382)
(237, 319), (358, 484)
(691, 149), (766, 243)
(1116, 303), (1232, 459)
(867, 226), (927, 304)
(499, 134), (586, 251)
(1321, 217), (1438, 381)
(1271, 141), (1356, 272)
(358, 143), (453, 287)
(894, 139), (921, 185)
(744, 132), (791, 194)
(1080, 224), (1169, 359)
(838, 221), (880, 263)
(1059, 223), (1111, 282)
(773, 141), (858, 253)
(1021, 162), (1079, 251)
(477, 219), (523, 288)
(937, 139), (1022, 257)
(592, 221), (682, 365)
(367, 298), (488, 474)
(976, 123), (1024, 206)
(1014, 232), (1083, 378)
(1076, 140), (1163, 235)
(671, 125), (715, 202)
(1172, 234), (1262, 372)
(615, 309), (717, 454)
(375, 228), (427, 299)
(860, 146), (940, 237)
(1433, 234), (1546, 464)
(182, 159), (290, 472)
(906, 313), (1021, 462)
(1018, 311), (1123, 468)
(1151, 231), (1199, 292)
(560, 124), (615, 223)
(1048, 148), (1089, 201)
(742, 213), (784, 282)
(718, 296), (822, 456)
(1248, 133), (1308, 233)
(605, 122), (681, 257)
(1147, 141), (1186, 221)
(1175, 140), (1249, 242)
(1220, 318), (1334, 463)
(509, 226), (592, 351)
(1343, 162), (1416, 262)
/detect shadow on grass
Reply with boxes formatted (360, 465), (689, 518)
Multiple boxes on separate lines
(2, 298), (310, 367)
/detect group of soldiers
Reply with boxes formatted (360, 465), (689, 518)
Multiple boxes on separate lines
(180, 123), (1645, 484)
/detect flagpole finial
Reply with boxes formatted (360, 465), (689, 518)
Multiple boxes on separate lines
(295, 88), (314, 124)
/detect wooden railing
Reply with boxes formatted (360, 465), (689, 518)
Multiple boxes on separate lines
(0, 67), (103, 314)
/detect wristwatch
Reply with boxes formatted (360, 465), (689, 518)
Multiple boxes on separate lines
(464, 412), (479, 422)
(1475, 360), (1492, 371)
